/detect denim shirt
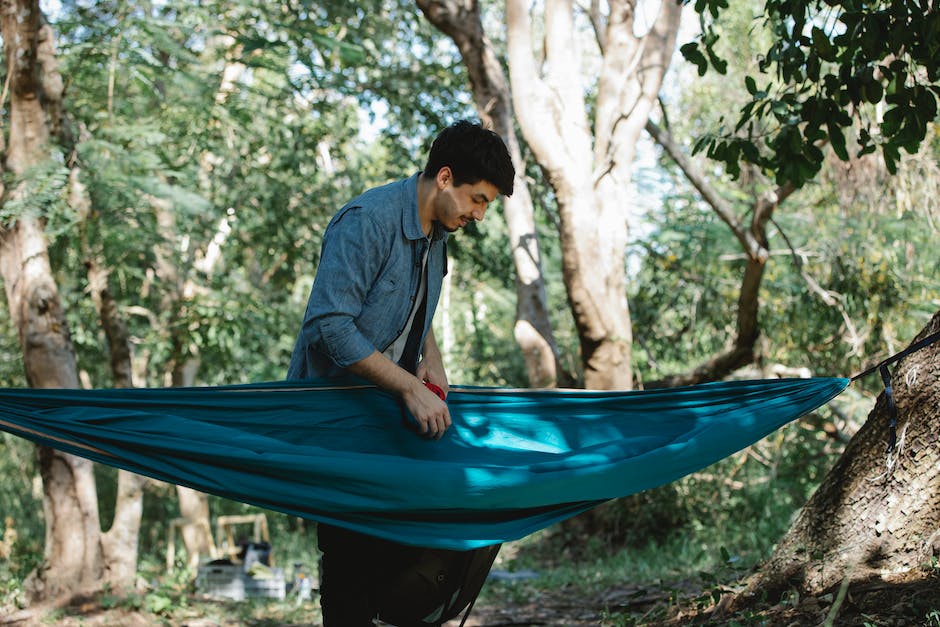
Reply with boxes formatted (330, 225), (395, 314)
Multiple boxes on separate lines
(287, 174), (448, 380)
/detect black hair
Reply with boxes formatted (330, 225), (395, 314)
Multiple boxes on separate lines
(423, 120), (514, 197)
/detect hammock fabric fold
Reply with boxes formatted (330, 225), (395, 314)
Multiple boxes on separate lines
(0, 377), (848, 549)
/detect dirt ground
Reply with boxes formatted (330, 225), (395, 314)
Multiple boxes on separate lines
(1, 573), (937, 626)
(461, 573), (940, 626)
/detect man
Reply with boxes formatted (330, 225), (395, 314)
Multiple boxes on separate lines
(287, 120), (514, 626)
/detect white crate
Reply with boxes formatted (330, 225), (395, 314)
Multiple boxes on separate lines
(196, 563), (286, 601)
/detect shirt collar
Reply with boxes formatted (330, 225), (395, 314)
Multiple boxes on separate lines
(401, 173), (425, 241)
(402, 172), (447, 243)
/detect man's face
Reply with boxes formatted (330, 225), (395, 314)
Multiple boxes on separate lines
(435, 178), (499, 232)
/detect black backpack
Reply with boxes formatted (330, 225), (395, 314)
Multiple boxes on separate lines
(375, 543), (501, 626)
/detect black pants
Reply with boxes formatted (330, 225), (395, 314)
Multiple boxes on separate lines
(317, 523), (427, 627)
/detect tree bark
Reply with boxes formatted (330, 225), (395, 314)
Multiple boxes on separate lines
(176, 486), (214, 568)
(100, 468), (145, 585)
(152, 208), (213, 564)
(0, 0), (104, 601)
(730, 311), (940, 607)
(416, 0), (571, 388)
(506, 0), (682, 389)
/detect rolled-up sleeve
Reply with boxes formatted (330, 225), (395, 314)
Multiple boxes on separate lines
(300, 207), (388, 368)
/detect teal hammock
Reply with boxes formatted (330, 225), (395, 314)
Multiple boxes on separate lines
(0, 377), (847, 550)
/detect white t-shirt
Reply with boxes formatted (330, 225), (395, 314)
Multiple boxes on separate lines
(384, 240), (430, 366)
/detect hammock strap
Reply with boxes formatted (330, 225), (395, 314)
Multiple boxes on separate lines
(458, 596), (477, 627)
(879, 364), (898, 454)
(850, 329), (940, 381)
(850, 329), (940, 454)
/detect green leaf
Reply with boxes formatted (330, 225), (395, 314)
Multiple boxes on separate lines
(741, 140), (761, 164)
(882, 143), (900, 174)
(811, 26), (836, 61)
(745, 76), (757, 95)
(881, 106), (904, 136)
(691, 135), (713, 156)
(681, 42), (709, 76)
(828, 122), (849, 161)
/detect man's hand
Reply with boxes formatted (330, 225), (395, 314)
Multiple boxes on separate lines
(402, 379), (451, 439)
(347, 349), (451, 439)
(417, 328), (450, 398)
(416, 359), (449, 399)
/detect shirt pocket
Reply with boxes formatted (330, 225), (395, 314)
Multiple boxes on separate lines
(365, 274), (404, 306)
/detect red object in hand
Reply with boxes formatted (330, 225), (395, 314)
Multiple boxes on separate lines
(424, 380), (446, 401)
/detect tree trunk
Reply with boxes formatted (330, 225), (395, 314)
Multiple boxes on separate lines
(0, 0), (105, 601)
(170, 336), (212, 569)
(100, 469), (145, 585)
(151, 194), (216, 568)
(416, 0), (571, 388)
(732, 311), (940, 606)
(176, 486), (214, 568)
(505, 0), (682, 389)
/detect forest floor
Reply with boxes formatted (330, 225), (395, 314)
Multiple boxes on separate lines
(2, 570), (938, 626)
(464, 571), (940, 626)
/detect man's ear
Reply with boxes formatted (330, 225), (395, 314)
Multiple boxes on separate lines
(435, 166), (452, 189)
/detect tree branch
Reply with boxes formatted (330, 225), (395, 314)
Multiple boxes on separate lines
(645, 118), (753, 254)
(575, 0), (606, 52)
(505, 0), (569, 177)
(772, 217), (865, 355)
(643, 118), (796, 387)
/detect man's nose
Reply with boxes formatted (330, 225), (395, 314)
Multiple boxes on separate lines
(471, 206), (486, 221)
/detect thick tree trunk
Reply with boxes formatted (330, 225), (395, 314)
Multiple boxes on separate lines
(0, 0), (104, 601)
(732, 311), (940, 606)
(100, 469), (145, 585)
(416, 0), (570, 388)
(506, 0), (682, 389)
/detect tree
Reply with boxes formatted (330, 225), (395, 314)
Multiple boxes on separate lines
(0, 0), (377, 597)
(0, 0), (104, 600)
(643, 118), (794, 386)
(62, 0), (377, 567)
(667, 0), (940, 609)
(505, 0), (683, 389)
(683, 0), (940, 186)
(416, 0), (572, 388)
(721, 311), (940, 611)
(632, 0), (938, 386)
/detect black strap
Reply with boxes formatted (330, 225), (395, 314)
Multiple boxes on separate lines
(879, 364), (898, 454)
(850, 329), (940, 454)
(458, 596), (477, 627)
(851, 329), (940, 381)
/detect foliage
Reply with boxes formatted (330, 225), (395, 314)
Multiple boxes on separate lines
(0, 158), (72, 232)
(0, 436), (42, 610)
(644, 0), (939, 385)
(48, 0), (370, 388)
(0, 0), (938, 618)
(682, 0), (940, 185)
